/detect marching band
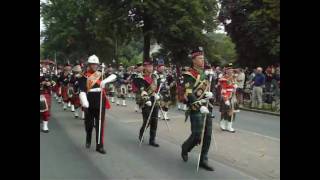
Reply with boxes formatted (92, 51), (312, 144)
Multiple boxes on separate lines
(40, 50), (240, 171)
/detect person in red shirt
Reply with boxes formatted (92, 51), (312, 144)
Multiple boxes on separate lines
(40, 72), (56, 133)
(219, 68), (238, 133)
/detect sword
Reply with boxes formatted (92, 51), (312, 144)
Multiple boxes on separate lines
(139, 81), (164, 146)
(196, 70), (216, 172)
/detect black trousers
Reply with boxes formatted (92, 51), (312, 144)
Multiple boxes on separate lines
(84, 107), (106, 148)
(139, 100), (159, 142)
(182, 112), (212, 163)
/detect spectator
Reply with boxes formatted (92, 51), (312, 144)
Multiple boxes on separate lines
(264, 67), (274, 104)
(235, 68), (245, 107)
(273, 67), (280, 111)
(251, 67), (265, 109)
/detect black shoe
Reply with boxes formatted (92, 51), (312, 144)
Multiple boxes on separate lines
(41, 129), (49, 133)
(74, 116), (78, 119)
(149, 141), (159, 147)
(139, 134), (144, 142)
(181, 150), (188, 162)
(199, 162), (215, 171)
(96, 147), (106, 154)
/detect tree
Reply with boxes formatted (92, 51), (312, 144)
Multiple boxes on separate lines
(219, 0), (280, 68)
(204, 32), (237, 66)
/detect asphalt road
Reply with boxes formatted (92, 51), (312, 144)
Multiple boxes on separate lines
(41, 99), (265, 180)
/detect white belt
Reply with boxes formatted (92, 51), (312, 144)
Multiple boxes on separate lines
(88, 88), (101, 92)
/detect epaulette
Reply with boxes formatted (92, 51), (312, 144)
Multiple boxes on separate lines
(183, 68), (199, 80)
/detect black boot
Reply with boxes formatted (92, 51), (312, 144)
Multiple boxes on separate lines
(149, 140), (159, 147)
(86, 133), (91, 149)
(199, 161), (215, 171)
(181, 151), (188, 162)
(96, 145), (106, 154)
(149, 130), (159, 147)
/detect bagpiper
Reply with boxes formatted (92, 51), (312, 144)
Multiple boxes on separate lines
(59, 63), (72, 110)
(40, 68), (56, 133)
(155, 60), (171, 121)
(138, 59), (161, 147)
(131, 62), (144, 112)
(78, 55), (114, 154)
(218, 67), (238, 133)
(115, 63), (130, 106)
(105, 64), (116, 104)
(69, 64), (83, 118)
(126, 66), (135, 99)
(181, 49), (215, 171)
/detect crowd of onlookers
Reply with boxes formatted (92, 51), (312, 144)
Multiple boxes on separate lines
(210, 64), (280, 112)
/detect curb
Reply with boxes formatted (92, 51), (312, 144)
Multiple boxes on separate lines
(239, 107), (280, 116)
(212, 103), (280, 116)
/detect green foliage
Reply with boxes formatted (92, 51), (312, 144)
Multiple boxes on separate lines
(204, 32), (237, 66)
(218, 0), (280, 67)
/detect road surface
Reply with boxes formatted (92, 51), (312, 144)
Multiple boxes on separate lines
(40, 98), (280, 179)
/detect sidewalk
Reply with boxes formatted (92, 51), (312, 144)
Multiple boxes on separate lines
(239, 106), (280, 116)
(213, 103), (280, 116)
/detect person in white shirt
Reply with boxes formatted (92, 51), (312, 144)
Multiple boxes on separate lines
(235, 68), (245, 107)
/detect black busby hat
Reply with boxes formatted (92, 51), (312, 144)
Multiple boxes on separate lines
(191, 47), (204, 59)
(143, 59), (153, 66)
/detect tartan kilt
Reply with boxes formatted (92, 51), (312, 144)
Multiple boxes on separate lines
(61, 86), (69, 102)
(219, 98), (235, 120)
(219, 97), (231, 112)
(177, 85), (185, 103)
(53, 84), (61, 96)
(71, 94), (81, 108)
(40, 93), (51, 113)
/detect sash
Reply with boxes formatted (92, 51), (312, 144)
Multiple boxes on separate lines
(86, 71), (102, 91)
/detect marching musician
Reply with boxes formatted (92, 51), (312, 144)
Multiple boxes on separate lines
(219, 67), (238, 133)
(78, 55), (112, 154)
(58, 64), (72, 110)
(70, 65), (83, 118)
(40, 70), (56, 133)
(131, 62), (144, 112)
(181, 49), (215, 171)
(115, 63), (129, 106)
(138, 59), (161, 147)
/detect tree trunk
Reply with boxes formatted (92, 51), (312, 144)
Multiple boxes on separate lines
(143, 14), (152, 62)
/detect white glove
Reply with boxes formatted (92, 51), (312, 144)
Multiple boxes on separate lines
(154, 94), (160, 100)
(79, 92), (89, 108)
(100, 74), (117, 88)
(200, 99), (207, 104)
(225, 100), (230, 106)
(200, 106), (210, 114)
(145, 101), (152, 107)
(204, 92), (213, 99)
(160, 78), (166, 83)
(234, 84), (238, 89)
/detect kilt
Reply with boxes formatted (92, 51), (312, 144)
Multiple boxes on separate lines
(219, 98), (235, 121)
(53, 84), (61, 96)
(71, 94), (81, 108)
(61, 86), (69, 102)
(40, 93), (51, 121)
